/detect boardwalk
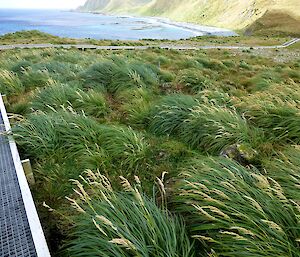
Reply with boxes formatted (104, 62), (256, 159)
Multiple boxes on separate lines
(0, 95), (50, 257)
(0, 38), (299, 51)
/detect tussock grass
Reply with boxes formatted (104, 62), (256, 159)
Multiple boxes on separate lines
(263, 146), (300, 202)
(150, 96), (263, 154)
(3, 44), (299, 256)
(197, 57), (226, 71)
(149, 94), (199, 136)
(74, 90), (109, 119)
(0, 70), (24, 96)
(36, 61), (81, 82)
(174, 157), (300, 257)
(13, 110), (149, 171)
(33, 158), (83, 207)
(118, 88), (156, 127)
(176, 68), (213, 93)
(64, 171), (195, 257)
(179, 103), (264, 153)
(21, 67), (51, 90)
(31, 82), (80, 111)
(81, 58), (159, 94)
(32, 82), (109, 118)
(11, 60), (32, 74)
(243, 70), (283, 92)
(236, 88), (300, 145)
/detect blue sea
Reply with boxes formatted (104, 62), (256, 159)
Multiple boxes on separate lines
(0, 9), (235, 40)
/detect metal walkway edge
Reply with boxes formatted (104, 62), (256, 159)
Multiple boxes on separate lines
(0, 95), (50, 257)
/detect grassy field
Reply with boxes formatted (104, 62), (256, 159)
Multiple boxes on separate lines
(1, 34), (300, 256)
(0, 30), (293, 48)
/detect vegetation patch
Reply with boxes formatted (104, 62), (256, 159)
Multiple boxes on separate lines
(0, 42), (299, 256)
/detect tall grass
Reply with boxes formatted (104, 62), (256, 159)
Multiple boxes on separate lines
(81, 57), (159, 94)
(179, 103), (264, 153)
(31, 81), (79, 111)
(174, 157), (300, 257)
(33, 158), (83, 207)
(176, 68), (213, 93)
(149, 96), (263, 154)
(74, 89), (109, 119)
(31, 61), (83, 83)
(21, 67), (50, 90)
(64, 171), (195, 257)
(149, 94), (199, 136)
(263, 146), (300, 202)
(13, 110), (149, 171)
(0, 70), (24, 96)
(3, 44), (300, 256)
(32, 82), (109, 118)
(118, 88), (157, 127)
(196, 57), (227, 71)
(236, 89), (300, 144)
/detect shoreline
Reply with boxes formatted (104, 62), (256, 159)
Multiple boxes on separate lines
(75, 10), (237, 37)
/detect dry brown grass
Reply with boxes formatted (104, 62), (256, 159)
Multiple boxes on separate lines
(245, 11), (300, 37)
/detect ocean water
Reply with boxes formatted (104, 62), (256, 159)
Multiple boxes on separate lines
(0, 9), (235, 40)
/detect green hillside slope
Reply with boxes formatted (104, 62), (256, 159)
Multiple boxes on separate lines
(140, 0), (300, 30)
(77, 0), (300, 33)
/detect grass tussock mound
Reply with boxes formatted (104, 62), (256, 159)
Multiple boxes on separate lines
(81, 58), (159, 93)
(31, 82), (109, 118)
(13, 111), (149, 171)
(64, 171), (195, 257)
(0, 70), (24, 96)
(149, 95), (264, 154)
(236, 84), (300, 145)
(174, 157), (300, 257)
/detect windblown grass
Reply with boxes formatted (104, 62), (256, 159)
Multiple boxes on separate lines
(2, 43), (299, 256)
(263, 146), (300, 202)
(118, 87), (155, 127)
(31, 82), (80, 111)
(73, 90), (109, 119)
(21, 67), (50, 90)
(13, 110), (149, 171)
(0, 70), (24, 96)
(176, 68), (213, 93)
(179, 103), (264, 153)
(236, 86), (300, 145)
(31, 82), (109, 118)
(174, 157), (300, 257)
(149, 96), (264, 154)
(64, 171), (195, 257)
(149, 94), (199, 136)
(81, 57), (159, 94)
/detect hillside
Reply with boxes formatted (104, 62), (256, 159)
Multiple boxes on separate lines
(140, 0), (300, 30)
(77, 0), (150, 12)
(77, 0), (109, 11)
(245, 11), (300, 37)
(78, 0), (300, 33)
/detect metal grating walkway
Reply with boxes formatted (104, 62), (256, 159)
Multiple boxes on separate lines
(0, 95), (50, 257)
(0, 112), (37, 257)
